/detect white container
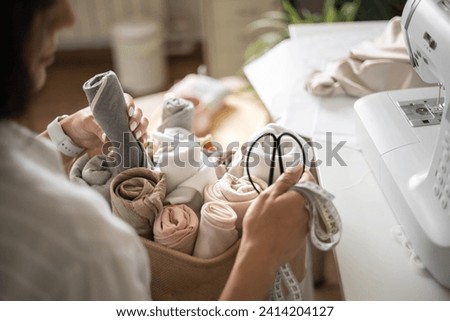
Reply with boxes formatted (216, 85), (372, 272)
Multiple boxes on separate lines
(111, 20), (167, 95)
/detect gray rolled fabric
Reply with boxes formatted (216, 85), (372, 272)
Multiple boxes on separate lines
(69, 154), (119, 203)
(83, 70), (148, 171)
(157, 97), (194, 133)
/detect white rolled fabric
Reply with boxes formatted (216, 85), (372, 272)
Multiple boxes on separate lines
(193, 202), (239, 259)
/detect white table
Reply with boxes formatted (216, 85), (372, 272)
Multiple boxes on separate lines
(244, 21), (450, 300)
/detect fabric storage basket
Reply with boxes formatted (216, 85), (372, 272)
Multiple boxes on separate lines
(141, 238), (241, 300)
(140, 236), (307, 301)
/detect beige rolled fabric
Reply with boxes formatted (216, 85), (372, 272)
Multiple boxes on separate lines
(153, 204), (199, 255)
(110, 168), (166, 238)
(204, 173), (267, 232)
(193, 202), (239, 259)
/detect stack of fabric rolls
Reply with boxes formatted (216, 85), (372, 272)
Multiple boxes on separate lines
(69, 71), (338, 300)
(69, 74), (268, 260)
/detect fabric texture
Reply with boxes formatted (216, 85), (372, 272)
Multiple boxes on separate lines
(110, 167), (166, 238)
(153, 98), (218, 213)
(157, 97), (194, 133)
(193, 202), (239, 259)
(69, 153), (119, 202)
(305, 17), (428, 97)
(141, 237), (240, 300)
(83, 70), (148, 170)
(153, 204), (199, 255)
(0, 121), (151, 300)
(204, 173), (267, 232)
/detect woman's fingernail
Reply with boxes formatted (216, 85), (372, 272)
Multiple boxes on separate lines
(128, 107), (134, 117)
(135, 130), (143, 139)
(101, 133), (107, 143)
(130, 121), (138, 131)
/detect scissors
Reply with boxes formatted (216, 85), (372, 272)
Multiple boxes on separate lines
(245, 132), (307, 193)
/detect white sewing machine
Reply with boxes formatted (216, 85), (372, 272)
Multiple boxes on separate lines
(355, 0), (450, 288)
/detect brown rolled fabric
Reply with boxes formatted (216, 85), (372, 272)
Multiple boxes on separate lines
(110, 168), (166, 239)
(153, 204), (199, 255)
(203, 173), (267, 232)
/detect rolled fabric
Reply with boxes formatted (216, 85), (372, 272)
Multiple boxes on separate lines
(305, 17), (427, 98)
(157, 97), (194, 133)
(83, 70), (148, 170)
(204, 173), (267, 231)
(164, 165), (218, 214)
(110, 168), (166, 238)
(228, 123), (311, 183)
(153, 204), (199, 255)
(193, 202), (239, 259)
(152, 127), (202, 193)
(69, 154), (119, 202)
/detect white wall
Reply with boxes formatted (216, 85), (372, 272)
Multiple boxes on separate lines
(59, 0), (201, 55)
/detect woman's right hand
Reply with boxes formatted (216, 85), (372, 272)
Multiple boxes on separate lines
(242, 168), (314, 268)
(220, 168), (315, 300)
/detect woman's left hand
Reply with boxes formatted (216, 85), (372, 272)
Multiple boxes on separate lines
(61, 94), (149, 156)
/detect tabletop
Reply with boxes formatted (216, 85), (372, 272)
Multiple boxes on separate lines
(244, 20), (450, 300)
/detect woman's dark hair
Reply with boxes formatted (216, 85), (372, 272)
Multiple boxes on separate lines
(1, 1), (56, 120)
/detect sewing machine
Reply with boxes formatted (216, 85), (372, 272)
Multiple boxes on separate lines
(354, 0), (450, 288)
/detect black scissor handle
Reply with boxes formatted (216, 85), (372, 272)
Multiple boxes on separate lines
(245, 131), (307, 194)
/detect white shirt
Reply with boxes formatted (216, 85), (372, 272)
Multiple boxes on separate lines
(0, 121), (151, 300)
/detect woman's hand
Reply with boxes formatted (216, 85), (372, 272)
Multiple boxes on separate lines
(220, 168), (315, 300)
(60, 94), (149, 156)
(242, 168), (315, 270)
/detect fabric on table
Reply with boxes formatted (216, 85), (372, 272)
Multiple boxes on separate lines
(110, 167), (166, 238)
(83, 70), (148, 170)
(228, 123), (311, 184)
(69, 154), (119, 203)
(203, 173), (267, 232)
(153, 204), (199, 255)
(305, 17), (428, 98)
(193, 202), (239, 259)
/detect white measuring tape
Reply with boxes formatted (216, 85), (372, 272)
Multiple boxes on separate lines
(270, 181), (342, 301)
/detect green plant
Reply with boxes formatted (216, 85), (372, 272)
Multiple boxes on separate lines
(244, 0), (361, 64)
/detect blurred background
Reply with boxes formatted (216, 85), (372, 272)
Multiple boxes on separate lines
(27, 2), (405, 300)
(28, 0), (405, 133)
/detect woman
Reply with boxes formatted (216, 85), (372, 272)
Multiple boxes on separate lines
(0, 0), (312, 300)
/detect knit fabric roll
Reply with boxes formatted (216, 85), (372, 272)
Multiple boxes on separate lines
(110, 168), (166, 238)
(228, 123), (310, 183)
(204, 173), (267, 232)
(163, 165), (218, 214)
(69, 154), (119, 202)
(157, 97), (194, 133)
(153, 97), (218, 212)
(153, 127), (205, 193)
(305, 17), (427, 98)
(83, 70), (148, 170)
(193, 202), (239, 259)
(153, 204), (199, 255)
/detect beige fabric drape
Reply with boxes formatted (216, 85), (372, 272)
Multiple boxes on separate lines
(305, 17), (428, 97)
